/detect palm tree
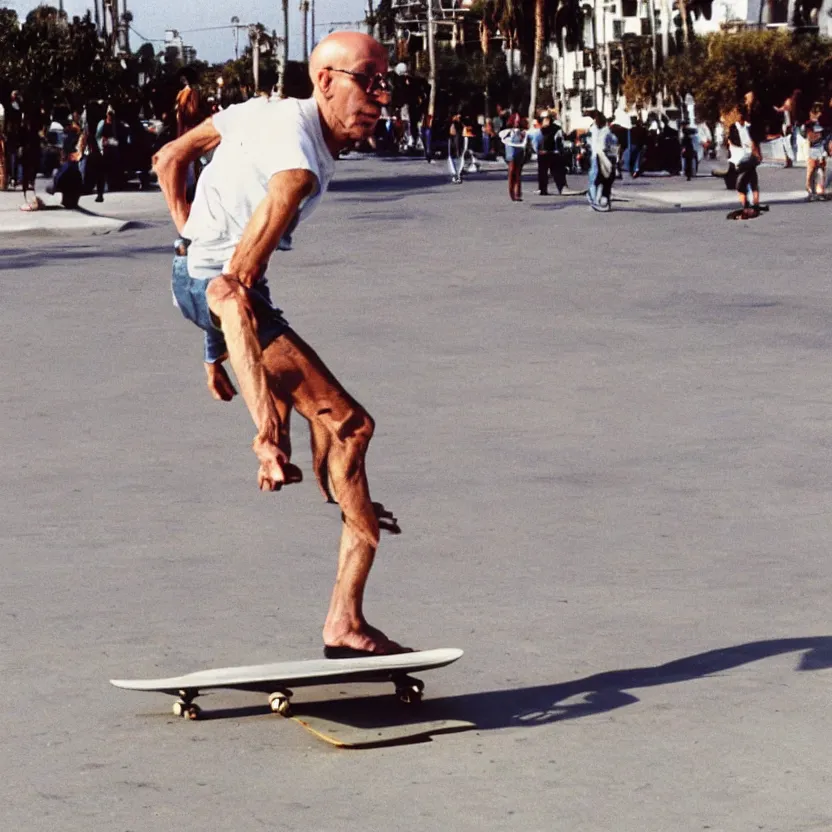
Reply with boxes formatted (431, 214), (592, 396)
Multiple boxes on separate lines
(528, 0), (546, 118)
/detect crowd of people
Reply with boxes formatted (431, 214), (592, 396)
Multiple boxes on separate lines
(0, 71), (211, 211)
(3, 64), (832, 222)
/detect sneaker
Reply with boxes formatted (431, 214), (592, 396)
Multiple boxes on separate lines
(95, 195), (104, 203)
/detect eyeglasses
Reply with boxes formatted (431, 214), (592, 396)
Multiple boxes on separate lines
(325, 67), (391, 96)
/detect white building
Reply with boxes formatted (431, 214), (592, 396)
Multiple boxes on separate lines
(549, 0), (832, 129)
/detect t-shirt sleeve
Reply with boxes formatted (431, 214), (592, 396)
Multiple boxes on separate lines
(254, 112), (322, 196)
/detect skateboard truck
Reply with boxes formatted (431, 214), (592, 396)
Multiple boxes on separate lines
(173, 689), (201, 720)
(392, 674), (425, 705)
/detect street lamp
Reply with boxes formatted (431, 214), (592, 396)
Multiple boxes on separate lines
(231, 16), (240, 59)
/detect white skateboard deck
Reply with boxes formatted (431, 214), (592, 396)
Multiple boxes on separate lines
(111, 648), (464, 728)
(111, 648), (462, 694)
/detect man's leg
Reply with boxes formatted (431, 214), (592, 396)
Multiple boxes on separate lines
(263, 329), (405, 653)
(205, 275), (292, 490)
(536, 153), (548, 194)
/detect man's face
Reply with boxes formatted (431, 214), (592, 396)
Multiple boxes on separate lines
(327, 52), (391, 142)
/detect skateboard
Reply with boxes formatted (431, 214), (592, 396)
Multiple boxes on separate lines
(111, 648), (464, 744)
(726, 204), (769, 220)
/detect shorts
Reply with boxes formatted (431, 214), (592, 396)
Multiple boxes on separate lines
(505, 146), (524, 164)
(171, 244), (289, 364)
(808, 146), (826, 162)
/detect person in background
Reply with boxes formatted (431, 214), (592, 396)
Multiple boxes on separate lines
(46, 115), (85, 208)
(534, 112), (567, 195)
(774, 89), (801, 169)
(587, 111), (618, 212)
(6, 90), (23, 189)
(447, 112), (464, 184)
(726, 105), (763, 220)
(803, 102), (827, 200)
(462, 118), (480, 174)
(422, 112), (433, 163)
(499, 112), (528, 202)
(18, 110), (43, 212)
(95, 107), (119, 202)
(482, 117), (494, 159)
(628, 114), (647, 178)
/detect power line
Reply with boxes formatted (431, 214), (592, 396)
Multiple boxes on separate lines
(128, 24), (164, 44)
(179, 24), (250, 34)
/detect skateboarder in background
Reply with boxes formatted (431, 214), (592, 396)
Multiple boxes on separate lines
(153, 31), (407, 657)
(726, 105), (764, 220)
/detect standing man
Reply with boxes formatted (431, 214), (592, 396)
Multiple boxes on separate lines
(534, 112), (567, 195)
(153, 31), (406, 656)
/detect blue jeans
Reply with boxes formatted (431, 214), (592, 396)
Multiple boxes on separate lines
(171, 245), (289, 364)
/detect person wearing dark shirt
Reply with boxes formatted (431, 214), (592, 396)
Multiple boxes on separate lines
(535, 113), (568, 195)
(628, 115), (647, 177)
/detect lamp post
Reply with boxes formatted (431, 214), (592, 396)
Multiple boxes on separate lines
(231, 16), (240, 59)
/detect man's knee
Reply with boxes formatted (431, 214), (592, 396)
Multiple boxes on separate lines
(318, 402), (374, 448)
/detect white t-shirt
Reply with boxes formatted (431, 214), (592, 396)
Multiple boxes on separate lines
(184, 96), (336, 278)
(729, 121), (753, 166)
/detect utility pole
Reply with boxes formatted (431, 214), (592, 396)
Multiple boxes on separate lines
(231, 16), (240, 59)
(301, 0), (309, 62)
(310, 0), (316, 50)
(367, 0), (375, 37)
(250, 26), (260, 92)
(427, 0), (436, 121)
(277, 0), (289, 97)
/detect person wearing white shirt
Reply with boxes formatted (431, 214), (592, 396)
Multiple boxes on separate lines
(154, 32), (407, 657)
(726, 105), (763, 219)
(587, 111), (618, 211)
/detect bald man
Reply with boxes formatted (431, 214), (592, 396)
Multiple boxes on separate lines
(154, 32), (407, 656)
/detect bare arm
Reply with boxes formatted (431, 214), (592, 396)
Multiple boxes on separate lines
(225, 167), (316, 286)
(207, 168), (317, 490)
(153, 117), (221, 233)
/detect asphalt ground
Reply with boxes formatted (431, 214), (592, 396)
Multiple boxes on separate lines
(2, 157), (831, 831)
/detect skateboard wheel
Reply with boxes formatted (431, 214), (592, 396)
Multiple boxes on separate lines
(172, 701), (185, 717)
(269, 692), (292, 717)
(185, 704), (201, 720)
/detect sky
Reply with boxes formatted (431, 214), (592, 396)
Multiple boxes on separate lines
(8, 0), (369, 63)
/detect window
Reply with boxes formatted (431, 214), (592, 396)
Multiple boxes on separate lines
(622, 0), (638, 15)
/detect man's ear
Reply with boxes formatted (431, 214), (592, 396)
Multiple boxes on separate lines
(317, 69), (333, 98)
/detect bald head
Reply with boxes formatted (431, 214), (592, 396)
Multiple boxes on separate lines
(309, 31), (391, 155)
(309, 31), (388, 88)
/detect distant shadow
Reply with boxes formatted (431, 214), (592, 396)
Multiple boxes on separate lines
(329, 173), (452, 194)
(0, 242), (170, 270)
(425, 636), (832, 730)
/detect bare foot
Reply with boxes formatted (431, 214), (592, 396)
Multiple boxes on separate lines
(322, 620), (411, 655)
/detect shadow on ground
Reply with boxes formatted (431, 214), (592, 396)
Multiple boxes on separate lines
(0, 242), (170, 268)
(165, 637), (832, 745)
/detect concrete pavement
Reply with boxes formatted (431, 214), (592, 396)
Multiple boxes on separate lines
(2, 156), (832, 832)
(0, 180), (166, 235)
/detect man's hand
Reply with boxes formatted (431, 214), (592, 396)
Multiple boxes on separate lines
(204, 361), (237, 401)
(253, 436), (304, 492)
